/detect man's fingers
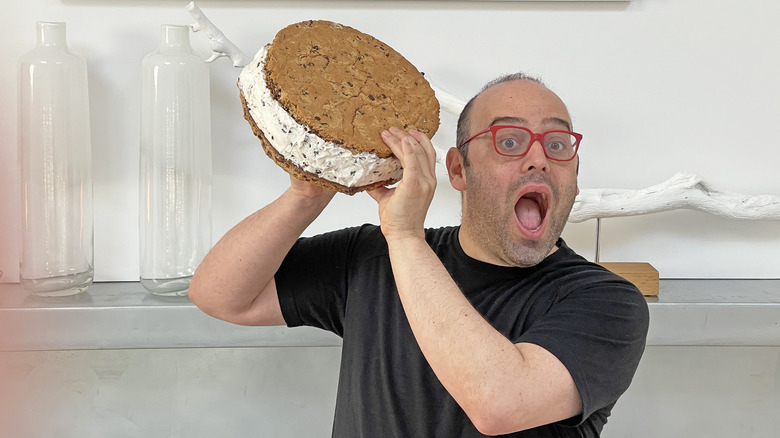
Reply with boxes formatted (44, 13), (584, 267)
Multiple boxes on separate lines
(381, 127), (437, 187)
(382, 128), (431, 162)
(409, 129), (437, 166)
(381, 128), (405, 159)
(367, 185), (391, 203)
(403, 131), (436, 182)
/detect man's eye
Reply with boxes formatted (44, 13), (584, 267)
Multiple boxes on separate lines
(500, 138), (520, 149)
(547, 141), (565, 152)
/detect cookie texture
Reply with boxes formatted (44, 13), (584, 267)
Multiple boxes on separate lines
(264, 20), (440, 158)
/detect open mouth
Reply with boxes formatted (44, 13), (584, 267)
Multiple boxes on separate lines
(515, 189), (550, 238)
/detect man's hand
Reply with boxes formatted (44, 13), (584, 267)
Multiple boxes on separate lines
(288, 174), (337, 205)
(368, 127), (437, 242)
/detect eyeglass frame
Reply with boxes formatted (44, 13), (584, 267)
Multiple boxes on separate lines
(458, 125), (582, 162)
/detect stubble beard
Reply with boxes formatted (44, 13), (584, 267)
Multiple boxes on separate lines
(461, 166), (578, 267)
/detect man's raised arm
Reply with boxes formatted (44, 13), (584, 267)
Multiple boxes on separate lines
(369, 128), (581, 435)
(188, 179), (335, 326)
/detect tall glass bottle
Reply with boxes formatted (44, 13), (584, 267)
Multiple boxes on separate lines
(140, 24), (212, 296)
(18, 22), (94, 297)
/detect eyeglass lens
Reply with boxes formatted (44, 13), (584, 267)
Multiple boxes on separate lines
(494, 127), (577, 160)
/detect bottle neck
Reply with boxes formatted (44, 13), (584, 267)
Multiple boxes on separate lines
(159, 25), (192, 53)
(37, 21), (67, 47)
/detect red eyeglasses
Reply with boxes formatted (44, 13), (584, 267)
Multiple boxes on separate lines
(459, 125), (582, 161)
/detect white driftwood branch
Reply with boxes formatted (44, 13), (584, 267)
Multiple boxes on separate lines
(424, 78), (464, 163)
(427, 77), (467, 116)
(569, 172), (780, 223)
(186, 2), (248, 67)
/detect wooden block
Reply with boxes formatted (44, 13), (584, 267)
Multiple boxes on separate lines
(598, 262), (659, 296)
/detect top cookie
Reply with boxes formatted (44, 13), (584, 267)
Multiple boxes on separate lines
(264, 20), (440, 158)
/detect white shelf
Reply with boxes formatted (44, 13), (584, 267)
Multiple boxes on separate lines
(648, 279), (780, 347)
(0, 282), (340, 351)
(1, 279), (779, 351)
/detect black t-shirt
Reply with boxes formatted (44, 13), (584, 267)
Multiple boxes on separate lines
(276, 225), (649, 437)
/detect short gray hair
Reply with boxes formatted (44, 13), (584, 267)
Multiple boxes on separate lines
(455, 72), (545, 161)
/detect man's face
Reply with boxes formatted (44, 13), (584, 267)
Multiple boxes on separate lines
(448, 80), (580, 267)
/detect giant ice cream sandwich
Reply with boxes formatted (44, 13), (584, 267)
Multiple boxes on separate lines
(238, 20), (440, 195)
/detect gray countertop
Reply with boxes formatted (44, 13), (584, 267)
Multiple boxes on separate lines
(1, 280), (779, 351)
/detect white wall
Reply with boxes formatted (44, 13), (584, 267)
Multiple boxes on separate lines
(1, 0), (778, 282)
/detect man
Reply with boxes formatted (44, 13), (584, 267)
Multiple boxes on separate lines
(189, 73), (649, 437)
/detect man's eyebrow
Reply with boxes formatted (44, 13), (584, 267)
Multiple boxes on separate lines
(490, 116), (572, 131)
(543, 117), (572, 131)
(490, 116), (526, 126)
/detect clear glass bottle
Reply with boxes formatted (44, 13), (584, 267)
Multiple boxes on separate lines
(18, 21), (94, 297)
(140, 24), (212, 296)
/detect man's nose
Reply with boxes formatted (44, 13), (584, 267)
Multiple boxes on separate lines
(523, 140), (549, 173)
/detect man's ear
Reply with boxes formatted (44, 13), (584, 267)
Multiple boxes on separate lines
(446, 147), (467, 192)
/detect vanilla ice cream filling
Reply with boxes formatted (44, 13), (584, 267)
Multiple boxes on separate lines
(238, 45), (403, 188)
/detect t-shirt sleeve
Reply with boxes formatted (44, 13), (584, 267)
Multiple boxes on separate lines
(275, 226), (364, 337)
(517, 273), (650, 425)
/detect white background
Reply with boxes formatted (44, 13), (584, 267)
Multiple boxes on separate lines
(1, 0), (778, 281)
